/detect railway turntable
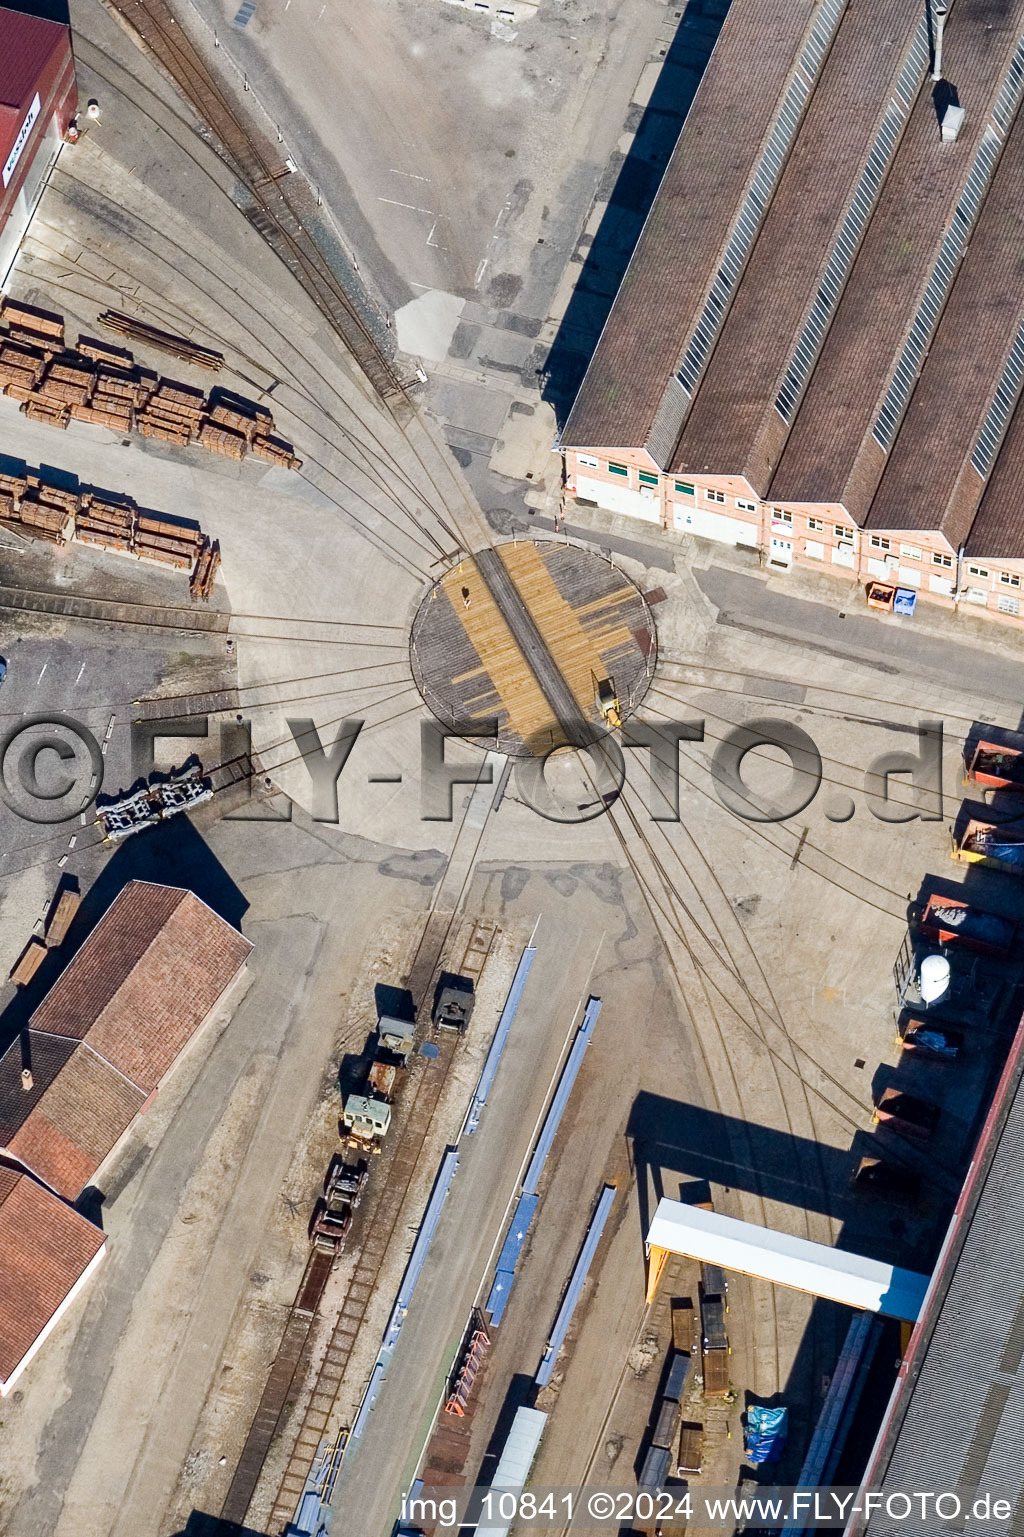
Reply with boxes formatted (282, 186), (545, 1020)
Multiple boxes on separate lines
(410, 540), (657, 758)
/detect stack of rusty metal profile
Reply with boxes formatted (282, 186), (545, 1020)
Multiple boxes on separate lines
(75, 491), (135, 552)
(189, 537), (221, 599)
(2, 299), (65, 353)
(34, 357), (96, 429)
(0, 297), (302, 469)
(137, 379), (206, 445)
(203, 396), (262, 459)
(0, 338), (45, 397)
(19, 475), (79, 544)
(0, 460), (219, 593)
(204, 394), (302, 468)
(134, 511), (204, 570)
(207, 398), (269, 437)
(78, 334), (135, 369)
(17, 497), (73, 543)
(0, 301), (72, 427)
(250, 431), (302, 469)
(197, 418), (246, 460)
(0, 464), (78, 547)
(0, 468), (22, 526)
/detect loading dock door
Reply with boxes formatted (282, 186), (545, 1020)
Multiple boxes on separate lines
(674, 503), (759, 547)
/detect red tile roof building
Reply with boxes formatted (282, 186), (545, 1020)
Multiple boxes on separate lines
(561, 0), (1024, 626)
(0, 5), (76, 284)
(0, 1159), (106, 1396)
(0, 881), (252, 1201)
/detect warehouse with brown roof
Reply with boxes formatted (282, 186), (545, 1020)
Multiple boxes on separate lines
(561, 0), (1024, 625)
(849, 1015), (1024, 1537)
(0, 1158), (106, 1397)
(0, 5), (77, 286)
(0, 880), (252, 1200)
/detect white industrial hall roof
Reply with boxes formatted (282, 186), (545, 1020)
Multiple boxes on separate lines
(647, 1199), (929, 1322)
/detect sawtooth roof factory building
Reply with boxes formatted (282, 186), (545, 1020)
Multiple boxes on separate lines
(562, 0), (1024, 627)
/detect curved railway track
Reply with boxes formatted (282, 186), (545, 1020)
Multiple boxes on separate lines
(31, 157), (472, 578)
(550, 742), (885, 1522)
(62, 24), (491, 563)
(100, 0), (402, 400)
(1, 5), (940, 1499)
(27, 190), (441, 583)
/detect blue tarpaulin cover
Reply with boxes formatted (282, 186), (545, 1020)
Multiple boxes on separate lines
(745, 1405), (788, 1464)
(486, 1269), (518, 1326)
(966, 833), (1024, 867)
(494, 1193), (539, 1274)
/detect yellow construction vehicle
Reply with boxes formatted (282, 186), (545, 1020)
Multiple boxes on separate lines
(597, 677), (621, 730)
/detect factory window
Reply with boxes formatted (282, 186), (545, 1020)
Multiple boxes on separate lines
(576, 453), (599, 468)
(931, 551), (953, 568)
(736, 498), (757, 513)
(807, 517), (824, 532)
(770, 507), (792, 522)
(608, 461), (629, 477)
(705, 488), (726, 504)
(998, 593), (1020, 616)
(674, 481), (695, 497)
(869, 535), (890, 551)
(999, 570), (1022, 588)
(900, 544), (922, 561)
(639, 471), (660, 486)
(967, 564), (989, 579)
(834, 524), (852, 539)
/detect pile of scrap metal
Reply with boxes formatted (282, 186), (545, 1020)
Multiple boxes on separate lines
(309, 1157), (367, 1254)
(97, 764), (213, 842)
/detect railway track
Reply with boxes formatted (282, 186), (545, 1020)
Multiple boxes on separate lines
(0, 580), (229, 634)
(473, 547), (594, 751)
(220, 918), (495, 1534)
(102, 0), (403, 401)
(265, 1030), (460, 1531)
